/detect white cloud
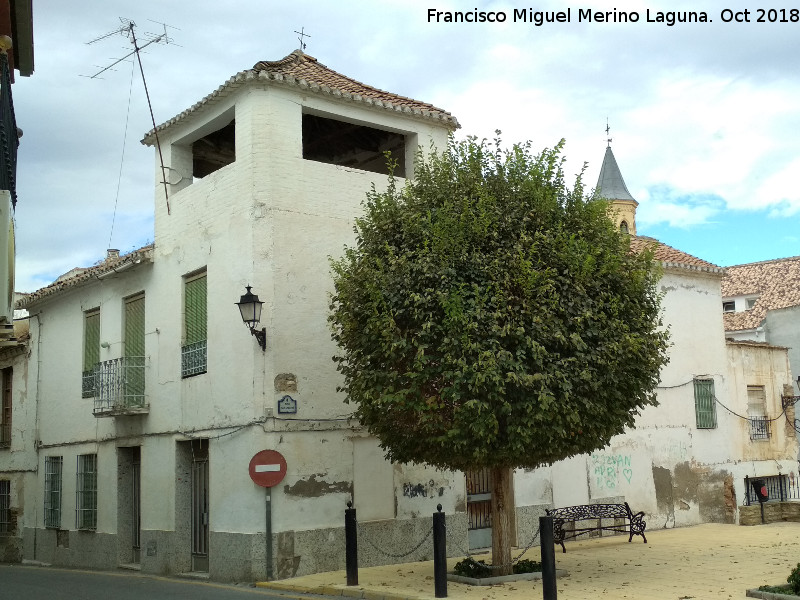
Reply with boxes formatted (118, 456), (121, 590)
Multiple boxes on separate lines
(637, 187), (725, 228)
(10, 0), (800, 293)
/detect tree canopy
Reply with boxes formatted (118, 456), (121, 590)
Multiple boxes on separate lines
(329, 136), (670, 473)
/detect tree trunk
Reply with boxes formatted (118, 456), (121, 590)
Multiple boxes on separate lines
(490, 466), (513, 576)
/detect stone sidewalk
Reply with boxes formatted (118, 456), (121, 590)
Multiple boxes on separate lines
(256, 522), (800, 599)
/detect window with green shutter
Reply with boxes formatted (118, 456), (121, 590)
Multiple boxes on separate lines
(694, 378), (717, 429)
(182, 272), (207, 377)
(82, 310), (100, 398)
(124, 296), (146, 407)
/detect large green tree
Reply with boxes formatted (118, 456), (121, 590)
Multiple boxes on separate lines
(329, 136), (669, 573)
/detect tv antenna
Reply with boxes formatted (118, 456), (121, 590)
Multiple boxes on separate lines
(85, 18), (178, 215)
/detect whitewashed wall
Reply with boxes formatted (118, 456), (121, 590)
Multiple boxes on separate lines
(20, 73), (456, 578)
(513, 266), (797, 531)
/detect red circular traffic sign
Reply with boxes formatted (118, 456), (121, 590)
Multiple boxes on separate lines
(248, 450), (287, 488)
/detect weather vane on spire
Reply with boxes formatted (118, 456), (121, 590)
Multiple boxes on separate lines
(605, 119), (612, 147)
(295, 27), (311, 51)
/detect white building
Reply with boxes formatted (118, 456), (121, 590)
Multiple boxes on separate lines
(1, 51), (797, 580)
(7, 51), (468, 580)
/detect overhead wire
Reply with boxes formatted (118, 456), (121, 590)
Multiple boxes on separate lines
(108, 57), (136, 250)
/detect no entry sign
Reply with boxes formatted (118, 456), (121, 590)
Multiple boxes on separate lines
(248, 449), (287, 488)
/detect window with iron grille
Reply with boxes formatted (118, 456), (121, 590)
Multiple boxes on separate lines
(749, 417), (771, 440)
(82, 310), (100, 398)
(182, 272), (207, 378)
(0, 367), (10, 448)
(44, 456), (62, 529)
(694, 378), (717, 429)
(747, 386), (770, 440)
(76, 454), (97, 530)
(0, 479), (10, 534)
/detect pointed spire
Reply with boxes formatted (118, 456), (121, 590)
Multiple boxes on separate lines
(596, 145), (635, 202)
(595, 136), (638, 236)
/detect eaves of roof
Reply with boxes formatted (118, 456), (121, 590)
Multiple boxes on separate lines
(0, 335), (27, 359)
(142, 51), (459, 145)
(629, 236), (724, 276)
(18, 245), (154, 309)
(726, 338), (787, 351)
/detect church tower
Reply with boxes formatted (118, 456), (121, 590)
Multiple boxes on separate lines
(596, 144), (638, 235)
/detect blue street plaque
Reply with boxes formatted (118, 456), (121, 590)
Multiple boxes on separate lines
(278, 395), (297, 414)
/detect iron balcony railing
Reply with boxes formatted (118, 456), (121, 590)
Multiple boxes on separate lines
(91, 356), (148, 416)
(0, 422), (9, 448)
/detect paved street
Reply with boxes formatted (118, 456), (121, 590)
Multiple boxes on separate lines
(0, 565), (315, 600)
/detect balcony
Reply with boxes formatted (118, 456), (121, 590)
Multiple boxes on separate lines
(90, 357), (149, 417)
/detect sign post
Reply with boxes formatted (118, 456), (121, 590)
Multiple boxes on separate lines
(249, 450), (287, 580)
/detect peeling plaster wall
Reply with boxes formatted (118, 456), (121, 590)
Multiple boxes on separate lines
(0, 346), (35, 560)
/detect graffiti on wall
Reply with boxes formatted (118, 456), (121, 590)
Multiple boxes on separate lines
(403, 480), (445, 498)
(591, 452), (633, 490)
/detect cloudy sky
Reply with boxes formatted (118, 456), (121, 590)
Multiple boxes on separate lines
(10, 0), (800, 292)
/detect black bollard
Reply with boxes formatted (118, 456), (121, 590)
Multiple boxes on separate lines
(345, 501), (358, 586)
(433, 504), (447, 598)
(539, 515), (557, 600)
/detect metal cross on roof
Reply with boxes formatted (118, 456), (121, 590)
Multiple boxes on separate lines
(605, 119), (612, 147)
(294, 27), (311, 51)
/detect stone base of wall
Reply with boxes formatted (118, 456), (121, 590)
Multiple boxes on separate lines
(739, 502), (800, 526)
(515, 503), (552, 547)
(22, 528), (117, 568)
(17, 513), (471, 582)
(0, 534), (22, 562)
(285, 512), (470, 579)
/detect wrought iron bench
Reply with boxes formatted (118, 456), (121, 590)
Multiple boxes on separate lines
(546, 502), (647, 553)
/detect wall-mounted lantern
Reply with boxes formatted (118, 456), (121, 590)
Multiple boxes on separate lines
(236, 285), (266, 351)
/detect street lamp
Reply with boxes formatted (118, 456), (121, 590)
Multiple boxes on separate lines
(236, 285), (266, 351)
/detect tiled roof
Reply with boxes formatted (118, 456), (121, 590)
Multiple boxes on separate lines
(143, 51), (459, 144)
(17, 245), (154, 308)
(721, 255), (800, 332)
(629, 236), (723, 274)
(596, 146), (635, 202)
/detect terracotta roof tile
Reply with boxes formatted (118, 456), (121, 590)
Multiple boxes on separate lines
(18, 245), (154, 308)
(252, 52), (457, 121)
(721, 255), (800, 332)
(144, 51), (458, 143)
(629, 236), (723, 274)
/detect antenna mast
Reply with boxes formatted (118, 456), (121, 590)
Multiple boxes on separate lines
(87, 18), (177, 215)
